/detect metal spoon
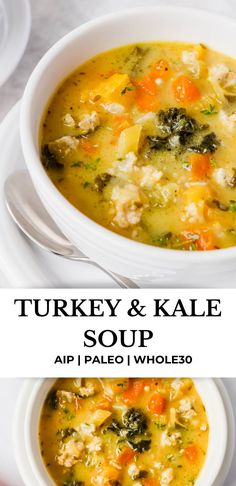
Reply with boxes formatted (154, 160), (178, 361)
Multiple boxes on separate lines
(4, 171), (138, 288)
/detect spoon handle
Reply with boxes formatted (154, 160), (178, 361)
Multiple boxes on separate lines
(62, 254), (139, 288)
(91, 261), (139, 288)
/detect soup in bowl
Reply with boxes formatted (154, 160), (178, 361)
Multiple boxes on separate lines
(14, 378), (230, 486)
(20, 7), (236, 281)
(39, 378), (209, 486)
(40, 41), (236, 251)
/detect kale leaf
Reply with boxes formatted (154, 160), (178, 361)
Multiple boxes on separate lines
(188, 132), (220, 154)
(94, 173), (112, 192)
(148, 107), (220, 155)
(106, 419), (123, 435)
(57, 428), (77, 440)
(106, 408), (151, 453)
(42, 144), (64, 170)
(127, 438), (151, 452)
(47, 390), (59, 410)
(133, 471), (149, 479)
(158, 107), (201, 144)
(123, 408), (148, 436)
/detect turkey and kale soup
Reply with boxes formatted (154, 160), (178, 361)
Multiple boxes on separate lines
(41, 42), (236, 250)
(39, 378), (209, 486)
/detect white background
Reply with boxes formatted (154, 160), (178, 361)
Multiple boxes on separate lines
(0, 289), (234, 377)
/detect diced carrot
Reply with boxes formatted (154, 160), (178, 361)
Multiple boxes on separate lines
(185, 444), (198, 462)
(172, 75), (201, 103)
(136, 75), (157, 96)
(122, 378), (144, 404)
(181, 230), (215, 251)
(197, 230), (215, 250)
(95, 398), (112, 410)
(136, 91), (160, 111)
(147, 393), (167, 415)
(189, 153), (211, 180)
(150, 59), (170, 80)
(80, 138), (98, 155)
(116, 447), (136, 464)
(113, 114), (133, 136)
(135, 75), (159, 112)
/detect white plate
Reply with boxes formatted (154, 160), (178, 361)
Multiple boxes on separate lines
(6, 378), (235, 486)
(1, 102), (236, 288)
(0, 0), (31, 87)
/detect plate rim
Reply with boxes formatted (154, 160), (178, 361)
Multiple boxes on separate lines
(0, 0), (31, 87)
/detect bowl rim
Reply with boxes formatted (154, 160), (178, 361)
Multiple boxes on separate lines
(13, 377), (229, 486)
(20, 5), (236, 263)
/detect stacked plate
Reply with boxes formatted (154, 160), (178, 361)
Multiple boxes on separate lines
(0, 0), (31, 87)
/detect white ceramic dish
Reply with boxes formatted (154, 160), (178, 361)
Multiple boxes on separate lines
(3, 102), (236, 288)
(20, 6), (236, 284)
(13, 378), (234, 486)
(0, 104), (236, 288)
(0, 0), (31, 87)
(0, 103), (120, 288)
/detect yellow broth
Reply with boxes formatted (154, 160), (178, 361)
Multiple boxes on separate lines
(39, 378), (209, 486)
(40, 42), (236, 250)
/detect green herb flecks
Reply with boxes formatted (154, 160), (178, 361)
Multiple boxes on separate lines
(84, 158), (101, 171)
(210, 158), (217, 167)
(121, 85), (136, 95)
(229, 200), (236, 212)
(208, 199), (236, 212)
(201, 104), (218, 116)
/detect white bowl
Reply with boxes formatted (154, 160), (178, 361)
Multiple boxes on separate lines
(20, 7), (236, 284)
(13, 378), (230, 486)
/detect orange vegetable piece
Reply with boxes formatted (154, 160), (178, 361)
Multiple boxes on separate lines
(147, 393), (167, 415)
(143, 478), (160, 486)
(172, 75), (201, 103)
(113, 115), (133, 136)
(135, 75), (159, 112)
(116, 447), (136, 464)
(122, 378), (144, 404)
(197, 230), (215, 251)
(80, 138), (98, 155)
(181, 230), (215, 251)
(150, 59), (170, 80)
(189, 153), (211, 180)
(96, 398), (112, 410)
(185, 444), (198, 462)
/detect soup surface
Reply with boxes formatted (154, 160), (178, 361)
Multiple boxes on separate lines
(39, 378), (209, 486)
(41, 42), (236, 250)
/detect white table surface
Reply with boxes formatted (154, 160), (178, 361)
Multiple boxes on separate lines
(0, 1), (236, 484)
